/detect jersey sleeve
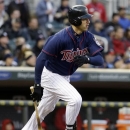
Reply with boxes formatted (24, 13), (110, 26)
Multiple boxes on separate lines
(87, 33), (103, 56)
(42, 34), (62, 57)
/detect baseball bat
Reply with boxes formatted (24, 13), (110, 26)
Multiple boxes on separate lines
(30, 86), (42, 130)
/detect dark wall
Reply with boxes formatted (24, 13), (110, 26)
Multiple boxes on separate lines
(0, 84), (126, 130)
(0, 85), (130, 101)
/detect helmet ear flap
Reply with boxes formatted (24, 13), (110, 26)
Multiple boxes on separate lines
(69, 17), (82, 26)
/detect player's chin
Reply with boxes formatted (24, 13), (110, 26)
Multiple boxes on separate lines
(83, 26), (88, 31)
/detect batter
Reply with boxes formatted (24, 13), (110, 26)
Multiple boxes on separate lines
(22, 5), (104, 130)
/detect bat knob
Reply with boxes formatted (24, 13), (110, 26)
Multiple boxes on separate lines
(30, 86), (34, 93)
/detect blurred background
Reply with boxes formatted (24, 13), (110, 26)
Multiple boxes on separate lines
(0, 0), (130, 130)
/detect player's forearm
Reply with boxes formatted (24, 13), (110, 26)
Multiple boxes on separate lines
(89, 53), (104, 66)
(35, 52), (55, 84)
(35, 52), (46, 84)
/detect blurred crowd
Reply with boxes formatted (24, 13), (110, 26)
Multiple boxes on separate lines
(0, 0), (130, 69)
(1, 118), (47, 130)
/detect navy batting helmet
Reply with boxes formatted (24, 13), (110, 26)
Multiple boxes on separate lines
(68, 5), (93, 26)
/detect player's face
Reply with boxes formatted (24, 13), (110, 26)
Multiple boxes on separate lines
(79, 18), (90, 31)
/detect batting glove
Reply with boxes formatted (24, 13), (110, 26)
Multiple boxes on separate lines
(30, 84), (43, 102)
(74, 55), (90, 67)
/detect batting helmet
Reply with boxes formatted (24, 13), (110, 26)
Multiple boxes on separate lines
(68, 5), (93, 26)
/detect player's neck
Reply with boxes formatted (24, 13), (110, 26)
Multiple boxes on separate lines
(71, 25), (82, 35)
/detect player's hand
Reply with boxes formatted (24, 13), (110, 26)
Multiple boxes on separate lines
(30, 84), (43, 102)
(74, 55), (90, 67)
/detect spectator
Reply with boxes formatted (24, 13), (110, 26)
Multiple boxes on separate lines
(54, 107), (82, 130)
(13, 36), (26, 55)
(76, 0), (84, 5)
(27, 17), (43, 47)
(104, 49), (115, 68)
(15, 37), (26, 47)
(117, 6), (130, 30)
(21, 50), (36, 67)
(0, 31), (10, 60)
(106, 119), (117, 130)
(41, 121), (47, 130)
(88, 11), (101, 29)
(86, 0), (107, 23)
(7, 0), (30, 27)
(0, 0), (9, 29)
(7, 18), (29, 41)
(14, 41), (31, 66)
(21, 43), (31, 53)
(124, 47), (130, 66)
(36, 0), (54, 28)
(1, 119), (15, 130)
(105, 13), (120, 29)
(5, 9), (22, 29)
(9, 8), (21, 19)
(3, 48), (12, 55)
(114, 55), (127, 69)
(89, 20), (107, 38)
(54, 0), (70, 25)
(112, 26), (126, 56)
(124, 27), (130, 48)
(105, 26), (115, 50)
(33, 34), (46, 57)
(0, 31), (10, 50)
(126, 0), (130, 15)
(1, 48), (12, 59)
(125, 27), (130, 40)
(0, 53), (18, 66)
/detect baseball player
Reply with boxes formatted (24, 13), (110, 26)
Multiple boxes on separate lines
(22, 5), (104, 130)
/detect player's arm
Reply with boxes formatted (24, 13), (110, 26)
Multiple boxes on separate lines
(35, 52), (46, 84)
(31, 52), (53, 102)
(87, 33), (104, 66)
(88, 52), (104, 66)
(30, 52), (46, 102)
(74, 33), (104, 67)
(31, 35), (61, 101)
(74, 52), (104, 67)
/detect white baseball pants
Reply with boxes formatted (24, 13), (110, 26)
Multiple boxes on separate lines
(22, 67), (82, 130)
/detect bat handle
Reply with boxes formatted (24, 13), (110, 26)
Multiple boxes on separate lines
(30, 86), (34, 94)
(30, 86), (42, 130)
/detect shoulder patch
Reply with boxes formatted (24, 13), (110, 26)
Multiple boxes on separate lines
(93, 36), (101, 46)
